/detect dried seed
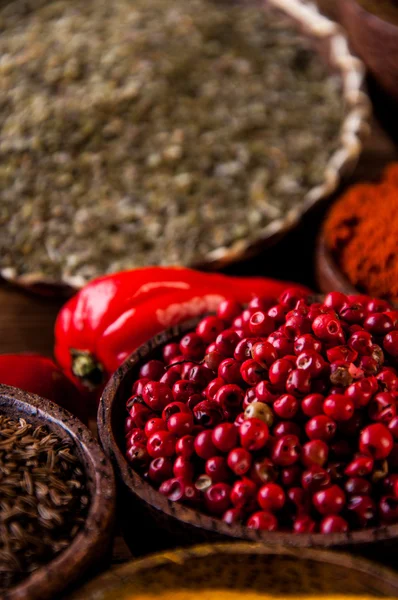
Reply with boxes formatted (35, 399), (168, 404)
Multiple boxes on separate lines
(23, 471), (33, 496)
(58, 449), (79, 464)
(0, 414), (89, 593)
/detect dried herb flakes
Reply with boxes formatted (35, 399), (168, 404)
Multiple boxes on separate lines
(0, 0), (343, 283)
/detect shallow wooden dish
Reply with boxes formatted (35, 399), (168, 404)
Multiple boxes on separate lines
(0, 384), (116, 600)
(339, 0), (398, 102)
(315, 230), (358, 296)
(1, 0), (370, 297)
(99, 317), (398, 565)
(315, 205), (398, 304)
(70, 542), (398, 600)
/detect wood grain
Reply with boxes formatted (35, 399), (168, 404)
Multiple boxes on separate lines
(0, 283), (64, 356)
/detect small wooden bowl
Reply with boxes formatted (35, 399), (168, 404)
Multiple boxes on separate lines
(315, 230), (358, 295)
(0, 384), (116, 600)
(315, 209), (398, 304)
(99, 318), (398, 564)
(338, 0), (398, 102)
(70, 542), (398, 600)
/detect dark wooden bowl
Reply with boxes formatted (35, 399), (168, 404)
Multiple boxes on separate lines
(98, 318), (398, 566)
(0, 384), (116, 600)
(315, 214), (398, 304)
(339, 0), (398, 102)
(315, 230), (358, 296)
(70, 542), (398, 599)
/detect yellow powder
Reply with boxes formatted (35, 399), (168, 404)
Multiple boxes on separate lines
(130, 590), (394, 600)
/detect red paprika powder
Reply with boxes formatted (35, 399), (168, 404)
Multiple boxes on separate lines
(324, 164), (398, 303)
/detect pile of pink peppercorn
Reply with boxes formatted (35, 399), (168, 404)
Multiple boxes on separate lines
(125, 288), (398, 533)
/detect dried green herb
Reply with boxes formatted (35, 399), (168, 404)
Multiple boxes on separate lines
(0, 0), (343, 284)
(0, 415), (89, 592)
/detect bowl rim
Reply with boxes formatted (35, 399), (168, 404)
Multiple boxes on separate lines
(315, 229), (359, 296)
(70, 541), (398, 599)
(316, 227), (398, 307)
(99, 316), (398, 549)
(340, 0), (398, 32)
(0, 384), (116, 600)
(1, 0), (371, 296)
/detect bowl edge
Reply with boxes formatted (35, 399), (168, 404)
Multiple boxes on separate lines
(0, 384), (116, 600)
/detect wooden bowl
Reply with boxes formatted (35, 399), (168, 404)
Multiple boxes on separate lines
(314, 230), (398, 304)
(315, 230), (358, 296)
(0, 384), (116, 600)
(99, 318), (398, 565)
(339, 0), (398, 103)
(1, 0), (370, 298)
(315, 202), (398, 304)
(70, 542), (398, 600)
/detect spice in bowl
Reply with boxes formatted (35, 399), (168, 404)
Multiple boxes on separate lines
(0, 414), (89, 592)
(0, 0), (343, 285)
(124, 288), (398, 533)
(323, 163), (398, 303)
(68, 544), (398, 600)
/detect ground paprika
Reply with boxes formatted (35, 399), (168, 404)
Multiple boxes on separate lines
(324, 164), (398, 303)
(54, 267), (311, 397)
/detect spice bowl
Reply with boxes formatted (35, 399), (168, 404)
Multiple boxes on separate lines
(99, 316), (398, 564)
(315, 230), (358, 296)
(1, 0), (370, 297)
(0, 384), (116, 600)
(338, 0), (398, 102)
(315, 162), (398, 302)
(70, 542), (398, 600)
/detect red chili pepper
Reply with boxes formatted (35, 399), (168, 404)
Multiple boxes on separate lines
(98, 286), (228, 371)
(0, 354), (88, 424)
(54, 267), (311, 395)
